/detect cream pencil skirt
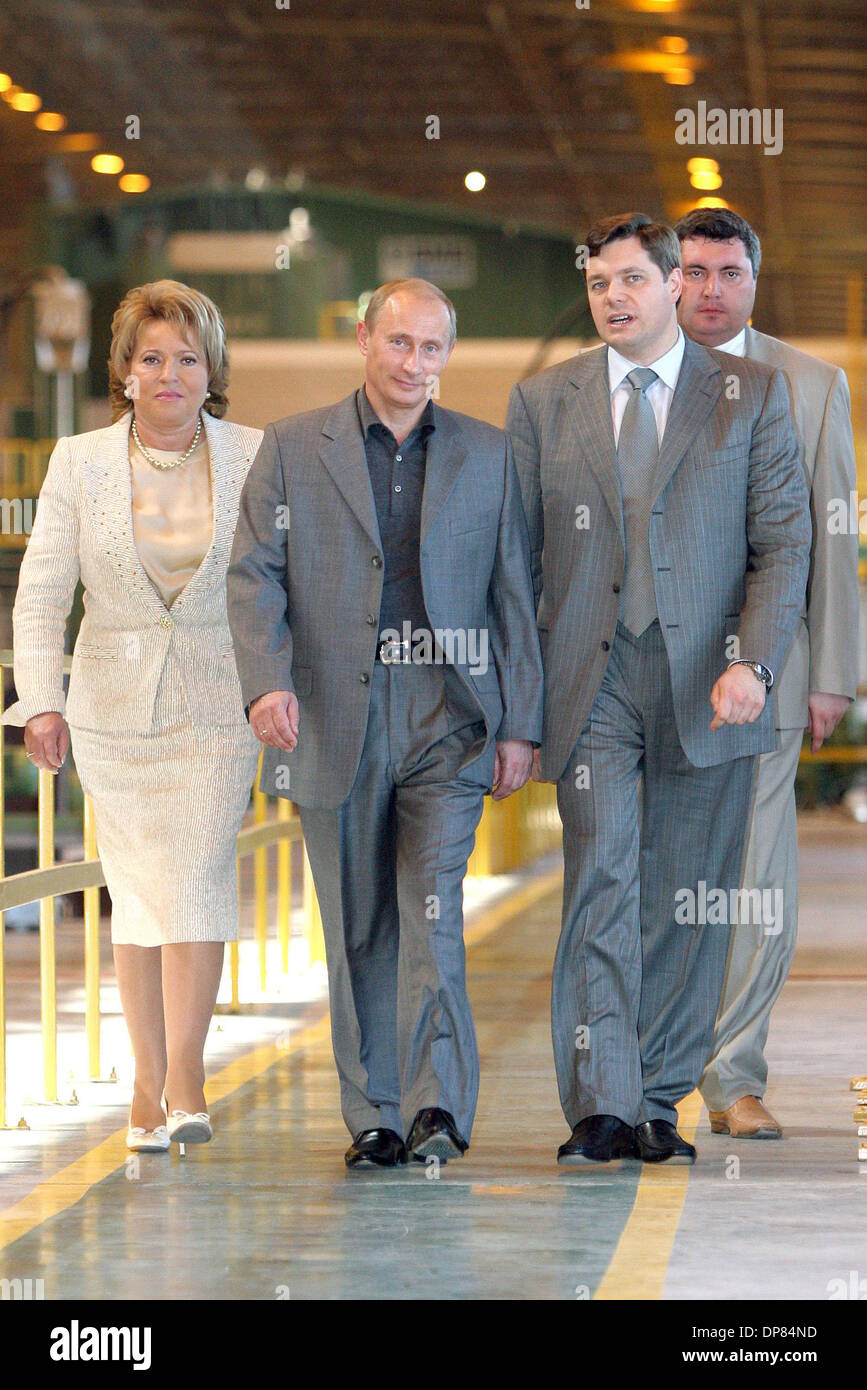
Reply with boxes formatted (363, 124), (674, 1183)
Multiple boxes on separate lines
(70, 653), (260, 946)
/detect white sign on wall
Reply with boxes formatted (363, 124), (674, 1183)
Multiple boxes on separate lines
(166, 231), (292, 273)
(377, 236), (477, 288)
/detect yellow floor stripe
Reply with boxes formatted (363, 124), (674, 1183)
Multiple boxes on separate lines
(0, 1015), (334, 1253)
(0, 870), (562, 1254)
(593, 1088), (704, 1300)
(1, 866), (697, 1295)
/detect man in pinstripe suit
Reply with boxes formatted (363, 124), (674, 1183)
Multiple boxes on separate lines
(507, 213), (811, 1166)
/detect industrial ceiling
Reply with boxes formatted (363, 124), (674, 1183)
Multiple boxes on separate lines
(0, 0), (865, 338)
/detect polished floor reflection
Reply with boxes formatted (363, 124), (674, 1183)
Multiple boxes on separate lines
(0, 811), (863, 1300)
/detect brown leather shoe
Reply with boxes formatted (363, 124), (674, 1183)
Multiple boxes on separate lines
(709, 1095), (782, 1139)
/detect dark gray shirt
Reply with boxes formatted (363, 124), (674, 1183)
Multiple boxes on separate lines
(356, 387), (435, 642)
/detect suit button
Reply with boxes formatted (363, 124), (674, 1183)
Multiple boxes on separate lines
(366, 614), (376, 625)
(360, 672), (370, 684)
(612, 583), (621, 594)
(159, 615), (173, 629)
(601, 640), (610, 652)
(372, 555), (382, 568)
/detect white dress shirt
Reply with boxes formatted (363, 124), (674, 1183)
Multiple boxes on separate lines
(608, 327), (686, 446)
(715, 328), (747, 357)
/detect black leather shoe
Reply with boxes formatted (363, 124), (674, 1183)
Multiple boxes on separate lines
(345, 1128), (407, 1168)
(634, 1119), (696, 1165)
(557, 1114), (638, 1165)
(406, 1107), (468, 1163)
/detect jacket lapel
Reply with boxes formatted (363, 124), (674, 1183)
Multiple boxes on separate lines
(83, 414), (166, 613)
(563, 348), (624, 542)
(651, 338), (723, 503)
(170, 411), (249, 611)
(743, 324), (768, 363)
(85, 411), (252, 616)
(421, 405), (468, 544)
(318, 393), (382, 550)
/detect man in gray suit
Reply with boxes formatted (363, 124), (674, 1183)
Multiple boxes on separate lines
(227, 278), (543, 1169)
(676, 208), (860, 1139)
(507, 212), (811, 1166)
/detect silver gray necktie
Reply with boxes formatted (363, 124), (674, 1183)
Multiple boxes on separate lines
(617, 366), (659, 637)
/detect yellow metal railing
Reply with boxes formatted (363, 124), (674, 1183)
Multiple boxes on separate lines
(0, 650), (562, 1128)
(0, 439), (55, 492)
(5, 631), (864, 1131)
(0, 745), (314, 1126)
(0, 650), (324, 1127)
(0, 440), (56, 551)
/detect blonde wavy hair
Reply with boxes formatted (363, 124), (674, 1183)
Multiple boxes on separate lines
(108, 279), (229, 421)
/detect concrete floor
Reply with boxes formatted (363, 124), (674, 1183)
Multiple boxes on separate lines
(0, 811), (863, 1301)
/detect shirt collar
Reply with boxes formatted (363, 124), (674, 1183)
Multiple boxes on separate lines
(607, 325), (686, 395)
(714, 327), (747, 357)
(356, 387), (436, 441)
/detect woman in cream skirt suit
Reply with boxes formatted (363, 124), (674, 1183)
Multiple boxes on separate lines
(4, 280), (262, 1151)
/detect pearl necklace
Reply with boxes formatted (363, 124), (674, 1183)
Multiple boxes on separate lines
(131, 414), (203, 470)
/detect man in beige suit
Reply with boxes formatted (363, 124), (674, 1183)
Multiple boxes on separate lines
(676, 208), (860, 1138)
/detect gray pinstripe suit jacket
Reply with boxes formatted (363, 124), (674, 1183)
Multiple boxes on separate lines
(507, 336), (812, 777)
(227, 392), (544, 808)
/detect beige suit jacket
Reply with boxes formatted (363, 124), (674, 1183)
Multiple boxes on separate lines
(744, 326), (859, 727)
(4, 411), (263, 734)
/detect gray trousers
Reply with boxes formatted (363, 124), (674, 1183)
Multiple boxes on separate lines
(553, 621), (756, 1129)
(700, 727), (801, 1112)
(299, 660), (494, 1143)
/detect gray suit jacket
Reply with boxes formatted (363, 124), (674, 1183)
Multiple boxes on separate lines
(507, 337), (811, 777)
(227, 392), (544, 808)
(743, 326), (859, 727)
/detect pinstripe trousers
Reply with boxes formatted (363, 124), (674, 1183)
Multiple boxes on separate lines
(553, 621), (756, 1128)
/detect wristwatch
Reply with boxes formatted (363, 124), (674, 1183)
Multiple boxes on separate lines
(727, 659), (774, 690)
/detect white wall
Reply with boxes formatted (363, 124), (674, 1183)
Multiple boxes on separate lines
(82, 335), (866, 437)
(224, 335), (867, 434)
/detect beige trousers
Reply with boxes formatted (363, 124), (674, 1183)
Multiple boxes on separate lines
(699, 727), (802, 1112)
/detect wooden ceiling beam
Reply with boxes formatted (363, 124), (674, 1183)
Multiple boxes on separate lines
(738, 1), (794, 329)
(484, 0), (606, 227)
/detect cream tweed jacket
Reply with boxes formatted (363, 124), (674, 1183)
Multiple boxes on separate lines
(4, 411), (263, 733)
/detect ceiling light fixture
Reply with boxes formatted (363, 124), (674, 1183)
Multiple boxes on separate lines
(91, 153), (125, 174)
(119, 173), (151, 193)
(690, 170), (723, 190)
(58, 133), (100, 153)
(8, 91), (42, 112)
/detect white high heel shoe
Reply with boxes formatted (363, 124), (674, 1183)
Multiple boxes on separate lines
(126, 1123), (170, 1153)
(166, 1110), (212, 1143)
